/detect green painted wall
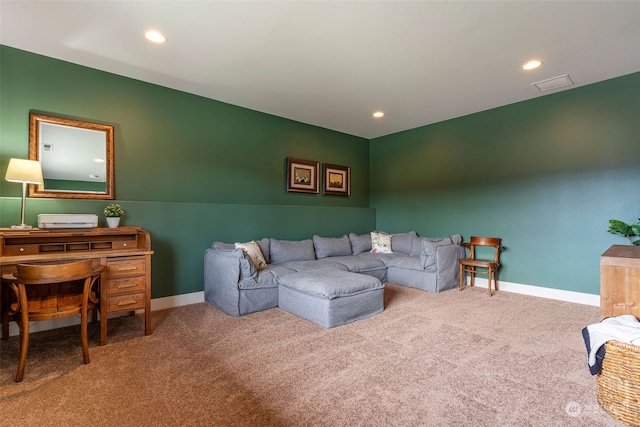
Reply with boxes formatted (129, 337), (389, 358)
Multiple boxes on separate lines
(0, 46), (374, 298)
(2, 45), (638, 299)
(370, 72), (640, 295)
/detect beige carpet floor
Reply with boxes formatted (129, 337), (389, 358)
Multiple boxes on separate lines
(0, 284), (623, 426)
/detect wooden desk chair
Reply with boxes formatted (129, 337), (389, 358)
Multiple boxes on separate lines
(3, 259), (103, 382)
(459, 236), (502, 296)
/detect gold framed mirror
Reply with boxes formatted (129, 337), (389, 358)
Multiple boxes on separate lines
(29, 113), (114, 199)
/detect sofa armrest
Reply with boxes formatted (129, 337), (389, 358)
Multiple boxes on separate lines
(204, 247), (255, 316)
(434, 244), (466, 292)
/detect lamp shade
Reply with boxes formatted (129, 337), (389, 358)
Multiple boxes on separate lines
(5, 158), (43, 184)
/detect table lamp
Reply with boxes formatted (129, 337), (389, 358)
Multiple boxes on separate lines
(5, 158), (43, 229)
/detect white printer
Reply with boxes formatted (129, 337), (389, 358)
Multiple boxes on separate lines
(37, 214), (99, 229)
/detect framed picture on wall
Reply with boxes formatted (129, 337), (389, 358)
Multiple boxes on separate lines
(323, 163), (350, 196)
(287, 157), (319, 193)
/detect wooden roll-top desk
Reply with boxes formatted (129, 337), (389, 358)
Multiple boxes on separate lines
(0, 226), (153, 345)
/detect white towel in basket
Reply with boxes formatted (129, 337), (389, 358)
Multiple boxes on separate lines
(583, 314), (640, 375)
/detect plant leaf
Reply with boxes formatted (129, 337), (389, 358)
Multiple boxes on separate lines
(608, 219), (632, 237)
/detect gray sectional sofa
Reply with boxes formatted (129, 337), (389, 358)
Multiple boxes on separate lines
(204, 231), (465, 327)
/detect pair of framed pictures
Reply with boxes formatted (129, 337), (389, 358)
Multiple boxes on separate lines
(286, 157), (350, 196)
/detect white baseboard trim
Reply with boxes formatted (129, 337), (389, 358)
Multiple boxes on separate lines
(151, 291), (205, 311)
(3, 283), (598, 338)
(466, 277), (600, 307)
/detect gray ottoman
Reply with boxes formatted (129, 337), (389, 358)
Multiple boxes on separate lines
(278, 269), (384, 328)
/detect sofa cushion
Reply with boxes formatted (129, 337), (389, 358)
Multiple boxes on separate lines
(256, 238), (271, 264)
(270, 238), (316, 264)
(279, 259), (349, 273)
(410, 234), (462, 257)
(391, 231), (417, 254)
(312, 235), (352, 259)
(370, 231), (392, 254)
(379, 254), (423, 270)
(213, 239), (270, 262)
(212, 241), (235, 251)
(278, 269), (384, 299)
(213, 241), (257, 278)
(450, 234), (462, 245)
(417, 234), (462, 270)
(235, 240), (267, 271)
(326, 255), (387, 274)
(238, 264), (296, 290)
(349, 233), (372, 255)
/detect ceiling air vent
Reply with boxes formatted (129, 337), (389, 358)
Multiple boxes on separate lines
(532, 74), (574, 92)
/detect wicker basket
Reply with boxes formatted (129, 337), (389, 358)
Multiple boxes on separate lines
(596, 340), (640, 426)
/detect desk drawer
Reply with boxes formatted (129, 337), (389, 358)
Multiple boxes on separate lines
(107, 257), (146, 278)
(107, 276), (146, 295)
(4, 244), (41, 256)
(107, 292), (145, 312)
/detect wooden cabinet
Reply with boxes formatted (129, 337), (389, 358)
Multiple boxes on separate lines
(101, 256), (151, 335)
(600, 245), (640, 319)
(1, 227), (153, 345)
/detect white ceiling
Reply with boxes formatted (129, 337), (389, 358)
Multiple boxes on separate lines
(1, 1), (639, 139)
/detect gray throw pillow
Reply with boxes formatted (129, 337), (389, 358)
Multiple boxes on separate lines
(410, 234), (462, 256)
(256, 237), (270, 263)
(212, 241), (235, 251)
(410, 237), (426, 257)
(212, 241), (256, 278)
(418, 235), (462, 270)
(313, 235), (352, 259)
(269, 238), (316, 264)
(391, 231), (417, 254)
(213, 240), (270, 264)
(349, 233), (372, 255)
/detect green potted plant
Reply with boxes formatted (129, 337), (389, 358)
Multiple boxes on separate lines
(104, 203), (125, 228)
(608, 217), (640, 246)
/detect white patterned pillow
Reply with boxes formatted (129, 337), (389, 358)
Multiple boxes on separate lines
(370, 232), (392, 254)
(235, 241), (267, 270)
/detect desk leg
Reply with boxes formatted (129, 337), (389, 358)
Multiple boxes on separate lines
(144, 257), (152, 336)
(1, 313), (8, 340)
(1, 319), (8, 342)
(99, 269), (108, 346)
(1, 279), (10, 340)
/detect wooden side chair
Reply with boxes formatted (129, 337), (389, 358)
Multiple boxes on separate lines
(3, 259), (103, 382)
(459, 236), (502, 296)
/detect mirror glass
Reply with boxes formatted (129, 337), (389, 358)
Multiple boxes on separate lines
(29, 113), (114, 199)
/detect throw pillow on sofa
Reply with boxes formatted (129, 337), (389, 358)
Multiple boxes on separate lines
(349, 233), (372, 255)
(391, 231), (417, 254)
(415, 234), (462, 270)
(312, 235), (352, 259)
(370, 231), (392, 254)
(255, 237), (271, 264)
(235, 241), (267, 271)
(270, 238), (316, 264)
(213, 241), (257, 279)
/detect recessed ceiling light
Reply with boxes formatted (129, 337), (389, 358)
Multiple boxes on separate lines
(373, 111), (385, 118)
(522, 59), (543, 70)
(94, 158), (104, 163)
(145, 30), (166, 44)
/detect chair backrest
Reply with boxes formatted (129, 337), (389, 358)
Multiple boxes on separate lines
(16, 259), (94, 285)
(468, 236), (502, 263)
(15, 260), (96, 317)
